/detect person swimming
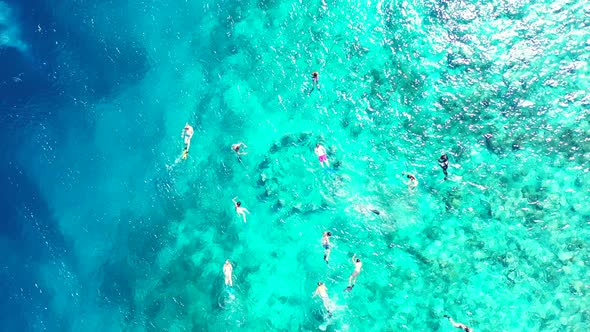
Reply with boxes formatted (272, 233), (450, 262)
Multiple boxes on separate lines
(321, 231), (332, 263)
(232, 142), (247, 156)
(223, 260), (233, 287)
(309, 71), (320, 95)
(345, 254), (362, 291)
(402, 172), (419, 190)
(438, 154), (449, 180)
(444, 315), (473, 332)
(232, 197), (250, 223)
(313, 281), (331, 313)
(314, 143), (330, 168)
(181, 123), (194, 159)
(483, 133), (503, 154)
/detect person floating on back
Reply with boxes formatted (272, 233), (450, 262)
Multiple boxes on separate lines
(181, 123), (194, 159)
(232, 142), (248, 162)
(402, 172), (419, 190)
(232, 142), (247, 156)
(309, 71), (320, 95)
(315, 143), (330, 168)
(322, 231), (332, 263)
(313, 281), (332, 314)
(438, 154), (449, 180)
(223, 260), (233, 287)
(232, 197), (250, 223)
(444, 315), (473, 332)
(345, 254), (362, 291)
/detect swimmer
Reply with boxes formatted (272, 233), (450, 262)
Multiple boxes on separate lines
(438, 154), (449, 180)
(402, 172), (419, 190)
(322, 231), (332, 263)
(313, 281), (331, 313)
(309, 71), (320, 95)
(483, 133), (503, 154)
(315, 144), (330, 168)
(181, 123), (194, 159)
(345, 254), (362, 291)
(223, 260), (233, 287)
(231, 142), (248, 156)
(232, 196), (250, 223)
(444, 315), (473, 332)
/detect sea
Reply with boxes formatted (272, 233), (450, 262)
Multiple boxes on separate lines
(0, 0), (589, 330)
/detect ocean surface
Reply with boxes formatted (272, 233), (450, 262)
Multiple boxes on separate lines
(1, 0), (589, 330)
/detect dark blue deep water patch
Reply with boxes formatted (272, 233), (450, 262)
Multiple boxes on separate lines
(0, 159), (71, 331)
(5, 0), (150, 100)
(0, 47), (51, 107)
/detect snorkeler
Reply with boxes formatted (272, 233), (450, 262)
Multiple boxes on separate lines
(309, 71), (320, 95)
(232, 196), (250, 223)
(345, 254), (362, 291)
(322, 231), (332, 263)
(444, 315), (473, 332)
(314, 144), (330, 168)
(181, 123), (194, 159)
(223, 260), (233, 287)
(483, 133), (503, 154)
(232, 142), (248, 156)
(402, 172), (419, 190)
(313, 281), (331, 313)
(438, 154), (449, 180)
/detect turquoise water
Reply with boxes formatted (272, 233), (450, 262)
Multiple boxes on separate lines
(1, 0), (589, 330)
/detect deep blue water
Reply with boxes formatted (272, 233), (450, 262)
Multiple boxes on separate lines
(0, 0), (134, 328)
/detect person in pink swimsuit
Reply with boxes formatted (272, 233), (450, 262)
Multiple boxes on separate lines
(309, 71), (320, 95)
(314, 143), (330, 168)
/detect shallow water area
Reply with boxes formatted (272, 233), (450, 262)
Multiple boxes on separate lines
(0, 0), (589, 331)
